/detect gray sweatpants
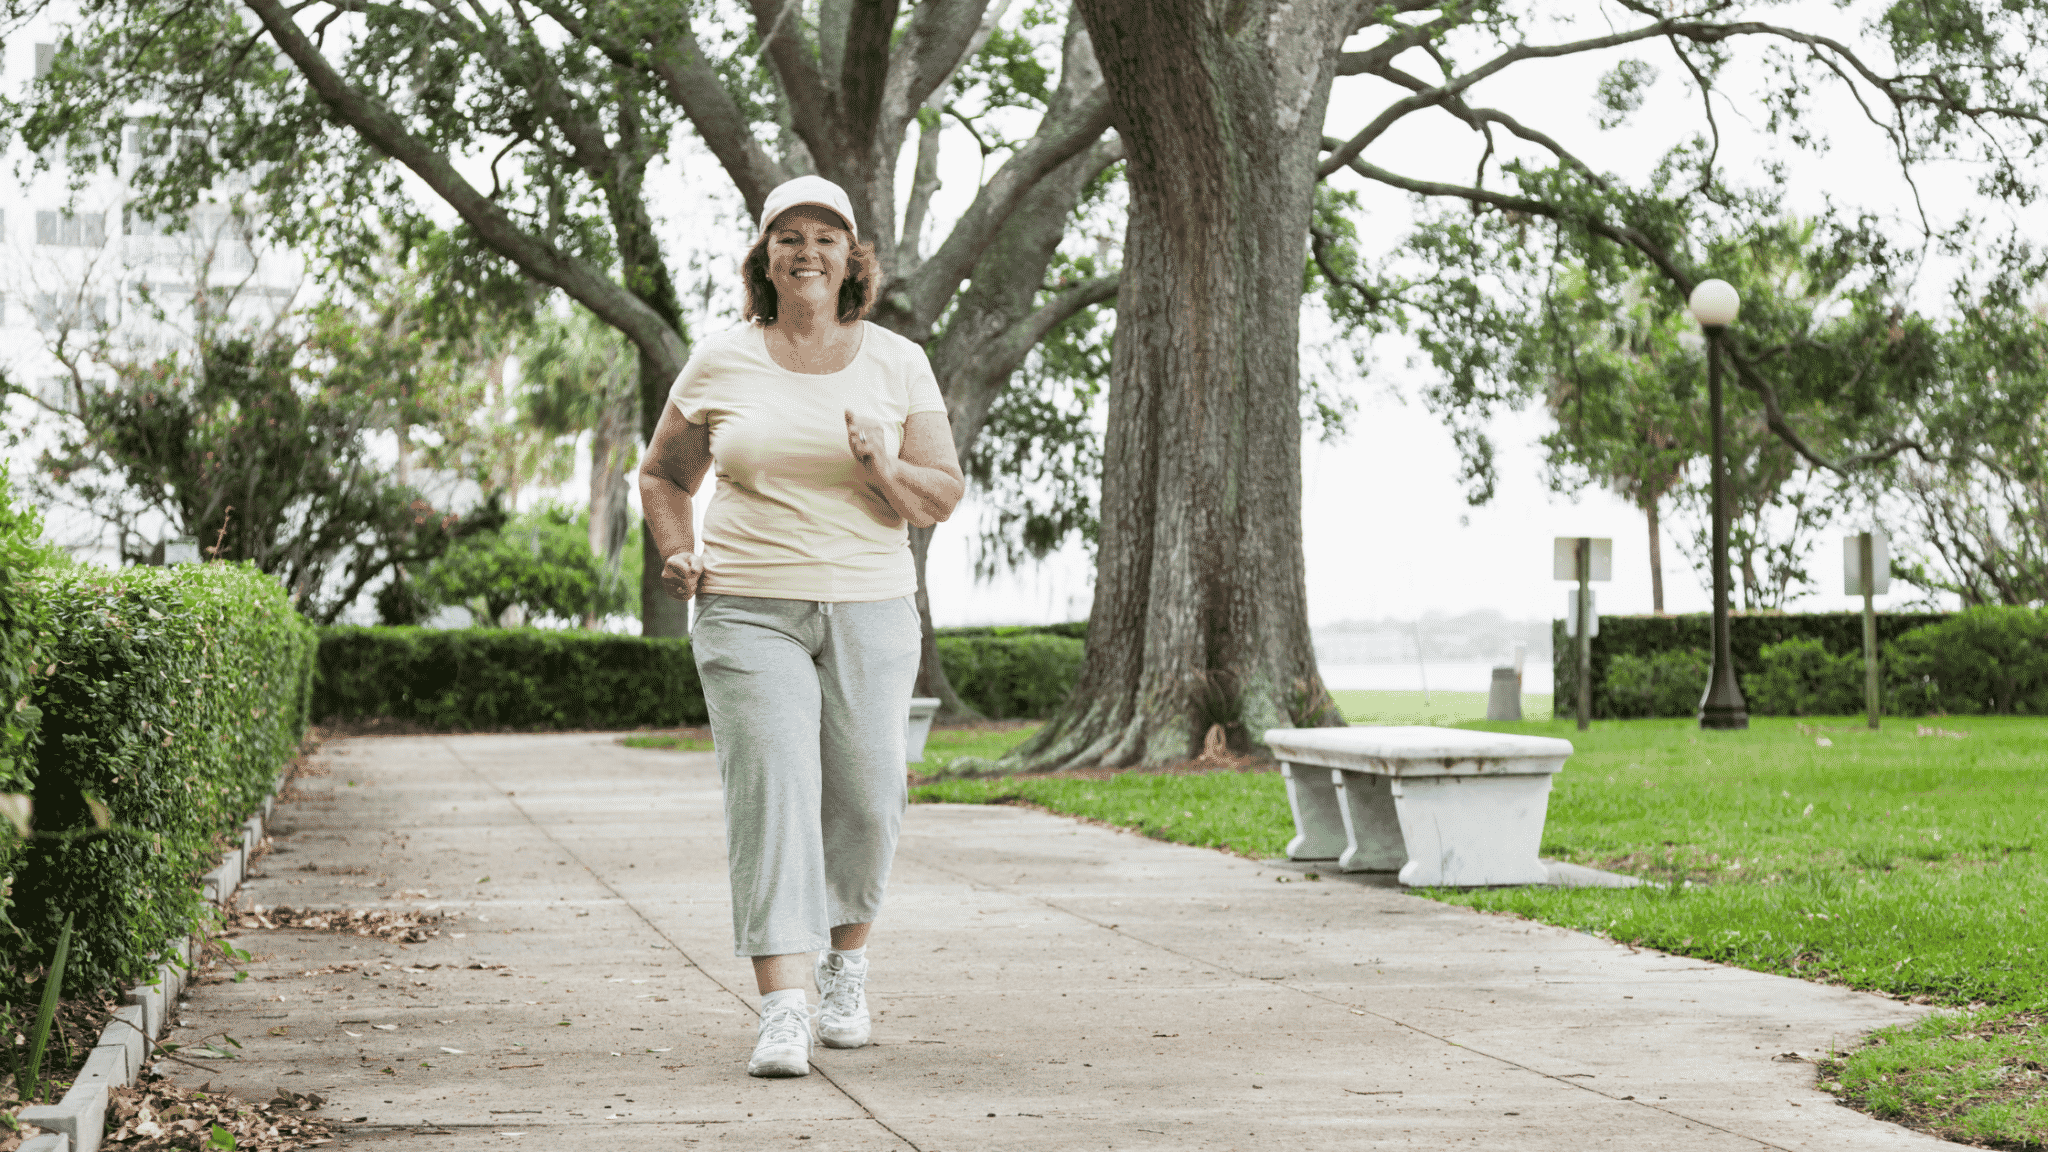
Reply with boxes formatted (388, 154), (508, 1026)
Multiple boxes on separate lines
(690, 593), (922, 957)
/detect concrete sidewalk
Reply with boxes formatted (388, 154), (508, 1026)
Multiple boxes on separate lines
(170, 732), (1957, 1150)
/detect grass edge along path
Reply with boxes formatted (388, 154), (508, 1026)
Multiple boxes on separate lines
(902, 710), (2048, 1152)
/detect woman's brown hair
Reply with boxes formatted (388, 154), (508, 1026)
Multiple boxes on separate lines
(742, 212), (877, 325)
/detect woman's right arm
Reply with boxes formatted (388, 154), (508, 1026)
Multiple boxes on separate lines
(637, 403), (715, 601)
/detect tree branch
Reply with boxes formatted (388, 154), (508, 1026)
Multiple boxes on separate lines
(898, 110), (943, 272)
(747, 0), (834, 164)
(1320, 19), (1709, 178)
(838, 0), (903, 158)
(1371, 64), (1609, 187)
(529, 0), (789, 218)
(1329, 145), (1925, 475)
(893, 21), (1114, 334)
(1335, 7), (1470, 77)
(888, 0), (996, 127)
(239, 0), (686, 376)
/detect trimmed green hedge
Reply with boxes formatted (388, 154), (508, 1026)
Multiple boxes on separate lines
(936, 621), (1088, 641)
(315, 627), (706, 729)
(0, 472), (51, 966)
(1554, 608), (2048, 718)
(1888, 605), (2048, 714)
(16, 562), (316, 996)
(314, 625), (1090, 728)
(933, 634), (1084, 719)
(1554, 612), (1949, 719)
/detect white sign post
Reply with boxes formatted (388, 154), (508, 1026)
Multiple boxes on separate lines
(1844, 531), (1890, 730)
(1554, 537), (1612, 731)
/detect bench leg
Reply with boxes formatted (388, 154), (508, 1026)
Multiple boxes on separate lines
(1390, 774), (1554, 887)
(1331, 769), (1405, 873)
(1280, 762), (1345, 860)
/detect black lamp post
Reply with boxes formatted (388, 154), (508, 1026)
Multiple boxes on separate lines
(1689, 279), (1749, 730)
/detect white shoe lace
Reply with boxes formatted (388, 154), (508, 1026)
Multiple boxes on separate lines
(818, 959), (867, 1023)
(758, 1002), (810, 1048)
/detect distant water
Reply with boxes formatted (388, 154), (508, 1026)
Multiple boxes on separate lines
(1320, 660), (1555, 695)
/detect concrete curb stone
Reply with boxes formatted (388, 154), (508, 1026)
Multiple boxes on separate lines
(18, 768), (288, 1152)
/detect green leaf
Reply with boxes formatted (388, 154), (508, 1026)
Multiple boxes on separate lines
(207, 1122), (236, 1149)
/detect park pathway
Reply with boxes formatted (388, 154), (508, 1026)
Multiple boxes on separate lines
(169, 732), (1958, 1150)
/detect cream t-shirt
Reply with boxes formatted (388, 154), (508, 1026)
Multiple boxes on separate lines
(669, 321), (948, 601)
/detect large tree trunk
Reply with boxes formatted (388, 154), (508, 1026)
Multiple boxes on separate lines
(1010, 0), (1353, 770)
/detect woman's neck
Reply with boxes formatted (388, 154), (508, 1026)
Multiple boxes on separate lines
(775, 298), (847, 340)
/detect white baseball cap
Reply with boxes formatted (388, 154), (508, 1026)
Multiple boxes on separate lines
(757, 175), (858, 242)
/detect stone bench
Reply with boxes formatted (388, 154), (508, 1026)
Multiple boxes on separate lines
(1263, 726), (1573, 887)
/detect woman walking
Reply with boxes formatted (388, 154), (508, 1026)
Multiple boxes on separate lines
(637, 176), (964, 1078)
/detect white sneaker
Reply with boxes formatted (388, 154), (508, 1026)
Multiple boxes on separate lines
(814, 951), (871, 1049)
(747, 997), (812, 1077)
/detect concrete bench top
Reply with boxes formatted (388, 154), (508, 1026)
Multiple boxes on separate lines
(1263, 726), (1574, 777)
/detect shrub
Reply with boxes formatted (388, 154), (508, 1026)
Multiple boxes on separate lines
(1555, 612), (1949, 719)
(419, 506), (631, 626)
(312, 626), (1085, 729)
(0, 467), (49, 796)
(315, 627), (706, 729)
(1744, 637), (1866, 716)
(0, 469), (52, 961)
(1887, 606), (2048, 714)
(14, 562), (316, 997)
(1602, 648), (1710, 719)
(935, 634), (1084, 719)
(936, 621), (1088, 641)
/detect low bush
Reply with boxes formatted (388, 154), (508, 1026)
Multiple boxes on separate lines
(1602, 648), (1710, 719)
(0, 470), (51, 961)
(1746, 637), (1867, 716)
(315, 627), (706, 729)
(14, 562), (317, 996)
(1888, 606), (2048, 715)
(1555, 612), (1949, 719)
(314, 625), (1086, 728)
(936, 621), (1088, 641)
(935, 634), (1085, 719)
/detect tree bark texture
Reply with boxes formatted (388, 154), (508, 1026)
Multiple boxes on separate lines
(1014, 0), (1356, 769)
(1646, 497), (1665, 614)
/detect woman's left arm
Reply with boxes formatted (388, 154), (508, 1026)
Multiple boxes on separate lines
(845, 409), (964, 528)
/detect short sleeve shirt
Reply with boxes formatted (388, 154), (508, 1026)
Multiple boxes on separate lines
(668, 321), (948, 602)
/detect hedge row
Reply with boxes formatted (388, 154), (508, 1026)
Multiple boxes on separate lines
(1552, 612), (1948, 719)
(13, 561), (316, 997)
(935, 621), (1088, 641)
(1556, 607), (2048, 718)
(312, 626), (1088, 728)
(314, 627), (707, 729)
(933, 634), (1084, 719)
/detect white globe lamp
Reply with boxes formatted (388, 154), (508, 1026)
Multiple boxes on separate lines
(1689, 279), (1741, 328)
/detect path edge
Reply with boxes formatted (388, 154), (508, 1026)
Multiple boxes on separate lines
(18, 769), (292, 1152)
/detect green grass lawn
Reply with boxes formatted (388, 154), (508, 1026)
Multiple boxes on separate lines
(619, 732), (714, 752)
(911, 708), (2048, 1146)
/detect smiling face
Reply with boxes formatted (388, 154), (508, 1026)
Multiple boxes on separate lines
(766, 205), (853, 312)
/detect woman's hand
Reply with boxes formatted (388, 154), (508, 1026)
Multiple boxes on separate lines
(661, 551), (705, 602)
(845, 410), (895, 480)
(843, 409), (963, 528)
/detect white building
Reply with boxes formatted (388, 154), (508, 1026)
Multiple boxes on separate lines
(2, 10), (305, 558)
